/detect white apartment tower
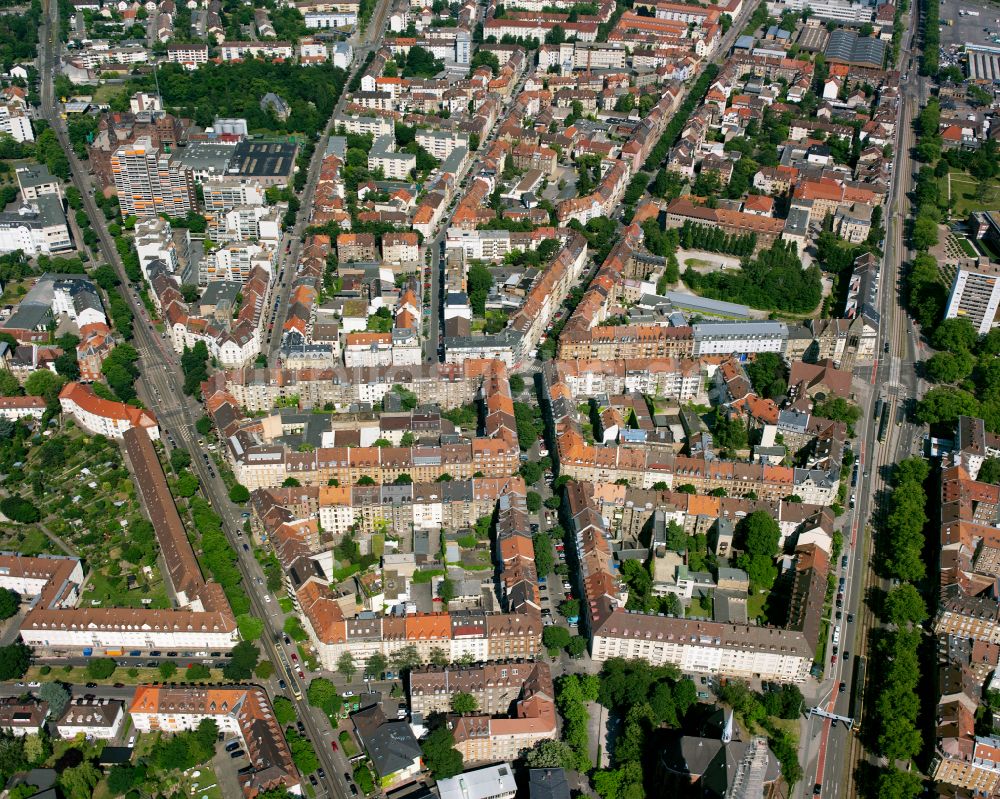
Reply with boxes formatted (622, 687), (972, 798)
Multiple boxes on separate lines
(945, 265), (1000, 335)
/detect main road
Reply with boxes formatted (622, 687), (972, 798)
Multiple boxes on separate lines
(801, 8), (930, 797)
(266, 0), (394, 359)
(38, 0), (396, 796)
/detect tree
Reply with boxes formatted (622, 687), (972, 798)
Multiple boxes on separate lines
(979, 458), (1000, 484)
(274, 696), (297, 725)
(877, 768), (923, 799)
(223, 641), (260, 680)
(86, 657), (116, 680)
(509, 374), (526, 393)
(533, 532), (554, 577)
(932, 318), (978, 354)
(559, 598), (581, 618)
(39, 682), (70, 719)
(520, 461), (543, 485)
(107, 764), (146, 796)
(912, 215), (939, 250)
(436, 577), (455, 605)
(526, 491), (542, 512)
(186, 663), (211, 680)
(916, 386), (980, 426)
(365, 652), (388, 679)
(255, 660), (274, 679)
(450, 692), (478, 714)
(524, 739), (577, 769)
(542, 625), (571, 650)
(175, 472), (200, 498)
(884, 583), (928, 627)
(745, 353), (787, 398)
(735, 511), (781, 592)
(159, 661), (178, 679)
(307, 677), (343, 715)
(229, 484), (251, 503)
(286, 730), (320, 774)
(238, 614), (264, 641)
(54, 352), (79, 381)
(813, 397), (861, 427)
(566, 636), (587, 657)
(0, 589), (18, 620)
(390, 644), (422, 673)
(23, 370), (65, 405)
(337, 652), (357, 681)
(0, 371), (20, 397)
(59, 762), (100, 799)
(926, 350), (975, 384)
(22, 733), (50, 767)
(0, 496), (39, 524)
(467, 262), (492, 315)
(420, 725), (464, 779)
(169, 448), (192, 473)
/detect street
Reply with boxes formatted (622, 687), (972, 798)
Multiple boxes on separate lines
(798, 8), (930, 796)
(37, 0), (397, 795)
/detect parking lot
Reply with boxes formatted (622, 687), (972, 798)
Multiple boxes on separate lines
(938, 0), (1000, 50)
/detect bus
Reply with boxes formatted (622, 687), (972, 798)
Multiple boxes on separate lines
(849, 656), (866, 732)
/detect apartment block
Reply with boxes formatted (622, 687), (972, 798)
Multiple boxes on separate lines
(130, 685), (300, 797)
(111, 137), (195, 219)
(945, 264), (1000, 336)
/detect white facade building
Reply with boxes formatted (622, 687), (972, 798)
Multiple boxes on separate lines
(0, 104), (32, 142)
(945, 265), (1000, 335)
(56, 699), (126, 740)
(0, 198), (72, 256)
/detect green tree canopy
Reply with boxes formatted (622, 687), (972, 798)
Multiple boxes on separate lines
(420, 725), (463, 779)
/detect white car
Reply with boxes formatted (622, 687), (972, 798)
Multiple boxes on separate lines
(264, 595), (272, 603)
(128, 736), (136, 747)
(27, 681), (39, 688)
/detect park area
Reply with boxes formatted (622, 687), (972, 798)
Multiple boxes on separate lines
(940, 168), (1000, 216)
(0, 422), (171, 609)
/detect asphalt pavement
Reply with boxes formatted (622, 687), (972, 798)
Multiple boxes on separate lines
(38, 0), (397, 795)
(798, 9), (929, 795)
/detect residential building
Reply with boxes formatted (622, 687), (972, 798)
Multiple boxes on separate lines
(59, 382), (160, 440)
(0, 698), (46, 737)
(945, 264), (1000, 335)
(368, 135), (416, 180)
(55, 699), (125, 740)
(111, 137), (195, 219)
(437, 764), (518, 799)
(382, 231), (419, 263)
(0, 197), (73, 256)
(130, 685), (300, 797)
(15, 165), (62, 201)
(337, 232), (378, 262)
(0, 103), (32, 142)
(0, 396), (47, 421)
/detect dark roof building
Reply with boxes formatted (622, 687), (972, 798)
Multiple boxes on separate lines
(228, 140), (297, 186)
(529, 768), (571, 799)
(824, 30), (886, 68)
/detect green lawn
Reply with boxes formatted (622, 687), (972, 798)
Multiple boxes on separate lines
(942, 169), (1000, 216)
(956, 236), (979, 257)
(688, 594), (713, 618)
(746, 591), (767, 621)
(339, 730), (359, 757)
(26, 665), (226, 685)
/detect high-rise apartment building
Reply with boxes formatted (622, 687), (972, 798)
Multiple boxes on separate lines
(945, 264), (1000, 335)
(111, 137), (194, 219)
